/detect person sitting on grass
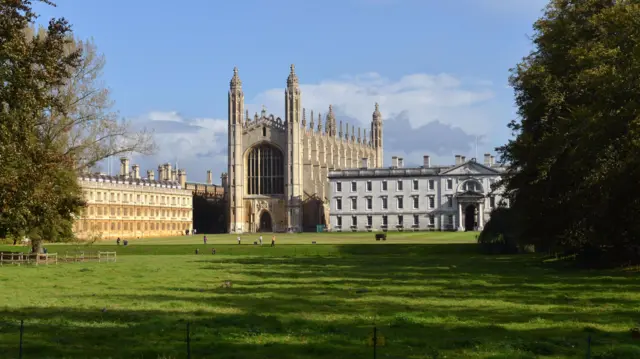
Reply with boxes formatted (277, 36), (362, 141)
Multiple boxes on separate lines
(116, 237), (121, 245)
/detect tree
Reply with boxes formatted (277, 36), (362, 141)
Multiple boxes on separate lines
(0, 0), (86, 252)
(493, 0), (640, 264)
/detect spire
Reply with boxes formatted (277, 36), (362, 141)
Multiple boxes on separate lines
(345, 124), (349, 139)
(351, 125), (355, 141)
(302, 108), (306, 127)
(326, 104), (336, 136)
(310, 110), (315, 129)
(339, 120), (343, 138)
(358, 127), (361, 143)
(230, 67), (242, 89)
(317, 113), (322, 132)
(287, 64), (299, 88)
(245, 109), (249, 126)
(372, 102), (382, 122)
(364, 129), (367, 145)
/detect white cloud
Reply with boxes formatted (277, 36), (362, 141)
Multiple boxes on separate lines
(129, 70), (505, 181)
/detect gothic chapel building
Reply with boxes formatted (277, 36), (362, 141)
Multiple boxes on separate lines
(227, 65), (384, 233)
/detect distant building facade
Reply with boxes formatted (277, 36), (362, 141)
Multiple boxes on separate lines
(73, 158), (193, 239)
(328, 154), (507, 232)
(226, 65), (383, 233)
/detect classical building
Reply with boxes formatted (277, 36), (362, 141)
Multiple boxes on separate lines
(73, 158), (193, 239)
(328, 154), (507, 232)
(227, 65), (383, 233)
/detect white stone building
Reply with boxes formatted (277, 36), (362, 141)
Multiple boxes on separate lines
(328, 154), (507, 232)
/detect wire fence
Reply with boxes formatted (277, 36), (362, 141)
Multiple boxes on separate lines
(0, 319), (600, 359)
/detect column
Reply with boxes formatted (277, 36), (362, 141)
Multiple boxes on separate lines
(457, 202), (463, 231)
(478, 202), (484, 230)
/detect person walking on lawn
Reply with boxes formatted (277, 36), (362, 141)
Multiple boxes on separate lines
(271, 235), (276, 247)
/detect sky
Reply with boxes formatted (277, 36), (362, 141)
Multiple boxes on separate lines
(34, 0), (548, 183)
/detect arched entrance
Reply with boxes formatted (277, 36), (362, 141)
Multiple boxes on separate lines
(464, 204), (476, 231)
(259, 211), (273, 232)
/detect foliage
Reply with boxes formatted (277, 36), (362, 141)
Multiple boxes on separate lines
(24, 25), (156, 172)
(477, 207), (521, 254)
(494, 0), (640, 264)
(0, 236), (637, 358)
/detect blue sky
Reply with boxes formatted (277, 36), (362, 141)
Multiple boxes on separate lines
(34, 0), (547, 182)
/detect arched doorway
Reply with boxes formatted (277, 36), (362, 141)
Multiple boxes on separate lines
(259, 211), (273, 232)
(464, 204), (476, 231)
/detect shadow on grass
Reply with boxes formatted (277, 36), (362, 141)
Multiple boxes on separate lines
(1, 243), (638, 358)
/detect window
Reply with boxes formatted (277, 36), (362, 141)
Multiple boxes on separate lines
(397, 180), (403, 191)
(351, 181), (357, 192)
(262, 126), (266, 136)
(366, 197), (372, 210)
(413, 215), (419, 226)
(336, 182), (342, 192)
(413, 196), (419, 209)
(366, 181), (372, 192)
(117, 193), (120, 201)
(382, 215), (388, 226)
(367, 215), (372, 226)
(446, 195), (453, 208)
(351, 216), (357, 226)
(246, 144), (285, 195)
(336, 198), (342, 210)
(412, 180), (418, 191)
(446, 179), (453, 190)
(428, 215), (435, 226)
(337, 216), (342, 227)
(381, 197), (388, 210)
(398, 215), (404, 226)
(448, 214), (454, 225)
(382, 181), (388, 191)
(397, 197), (404, 209)
(351, 197), (357, 210)
(428, 196), (435, 209)
(428, 179), (435, 190)
(464, 181), (480, 192)
(490, 196), (496, 208)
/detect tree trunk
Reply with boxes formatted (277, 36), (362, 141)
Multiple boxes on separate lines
(31, 239), (43, 254)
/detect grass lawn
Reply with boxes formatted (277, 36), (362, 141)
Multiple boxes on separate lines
(1, 232), (639, 358)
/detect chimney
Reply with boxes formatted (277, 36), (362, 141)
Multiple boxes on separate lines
(461, 156), (466, 163)
(423, 155), (431, 168)
(177, 169), (186, 188)
(398, 157), (404, 168)
(132, 164), (140, 180)
(391, 156), (398, 168)
(221, 172), (229, 189)
(147, 170), (155, 180)
(206, 170), (213, 185)
(361, 157), (368, 169)
(164, 163), (172, 181)
(484, 153), (491, 166)
(120, 157), (130, 177)
(158, 165), (165, 181)
(455, 155), (461, 165)
(490, 156), (495, 166)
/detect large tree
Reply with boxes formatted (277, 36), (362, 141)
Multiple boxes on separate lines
(494, 0), (640, 261)
(0, 1), (155, 252)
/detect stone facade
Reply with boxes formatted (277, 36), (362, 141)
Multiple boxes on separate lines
(73, 158), (193, 240)
(328, 154), (507, 232)
(227, 65), (383, 233)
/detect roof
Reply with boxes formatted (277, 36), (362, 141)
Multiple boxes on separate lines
(328, 159), (506, 179)
(78, 173), (182, 189)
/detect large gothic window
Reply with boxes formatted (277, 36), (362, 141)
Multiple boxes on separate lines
(247, 144), (284, 195)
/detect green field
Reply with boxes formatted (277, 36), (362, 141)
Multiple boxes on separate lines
(1, 232), (639, 359)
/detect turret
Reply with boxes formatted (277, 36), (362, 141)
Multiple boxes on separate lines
(325, 105), (336, 136)
(284, 64), (303, 231)
(371, 102), (383, 167)
(228, 66), (245, 232)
